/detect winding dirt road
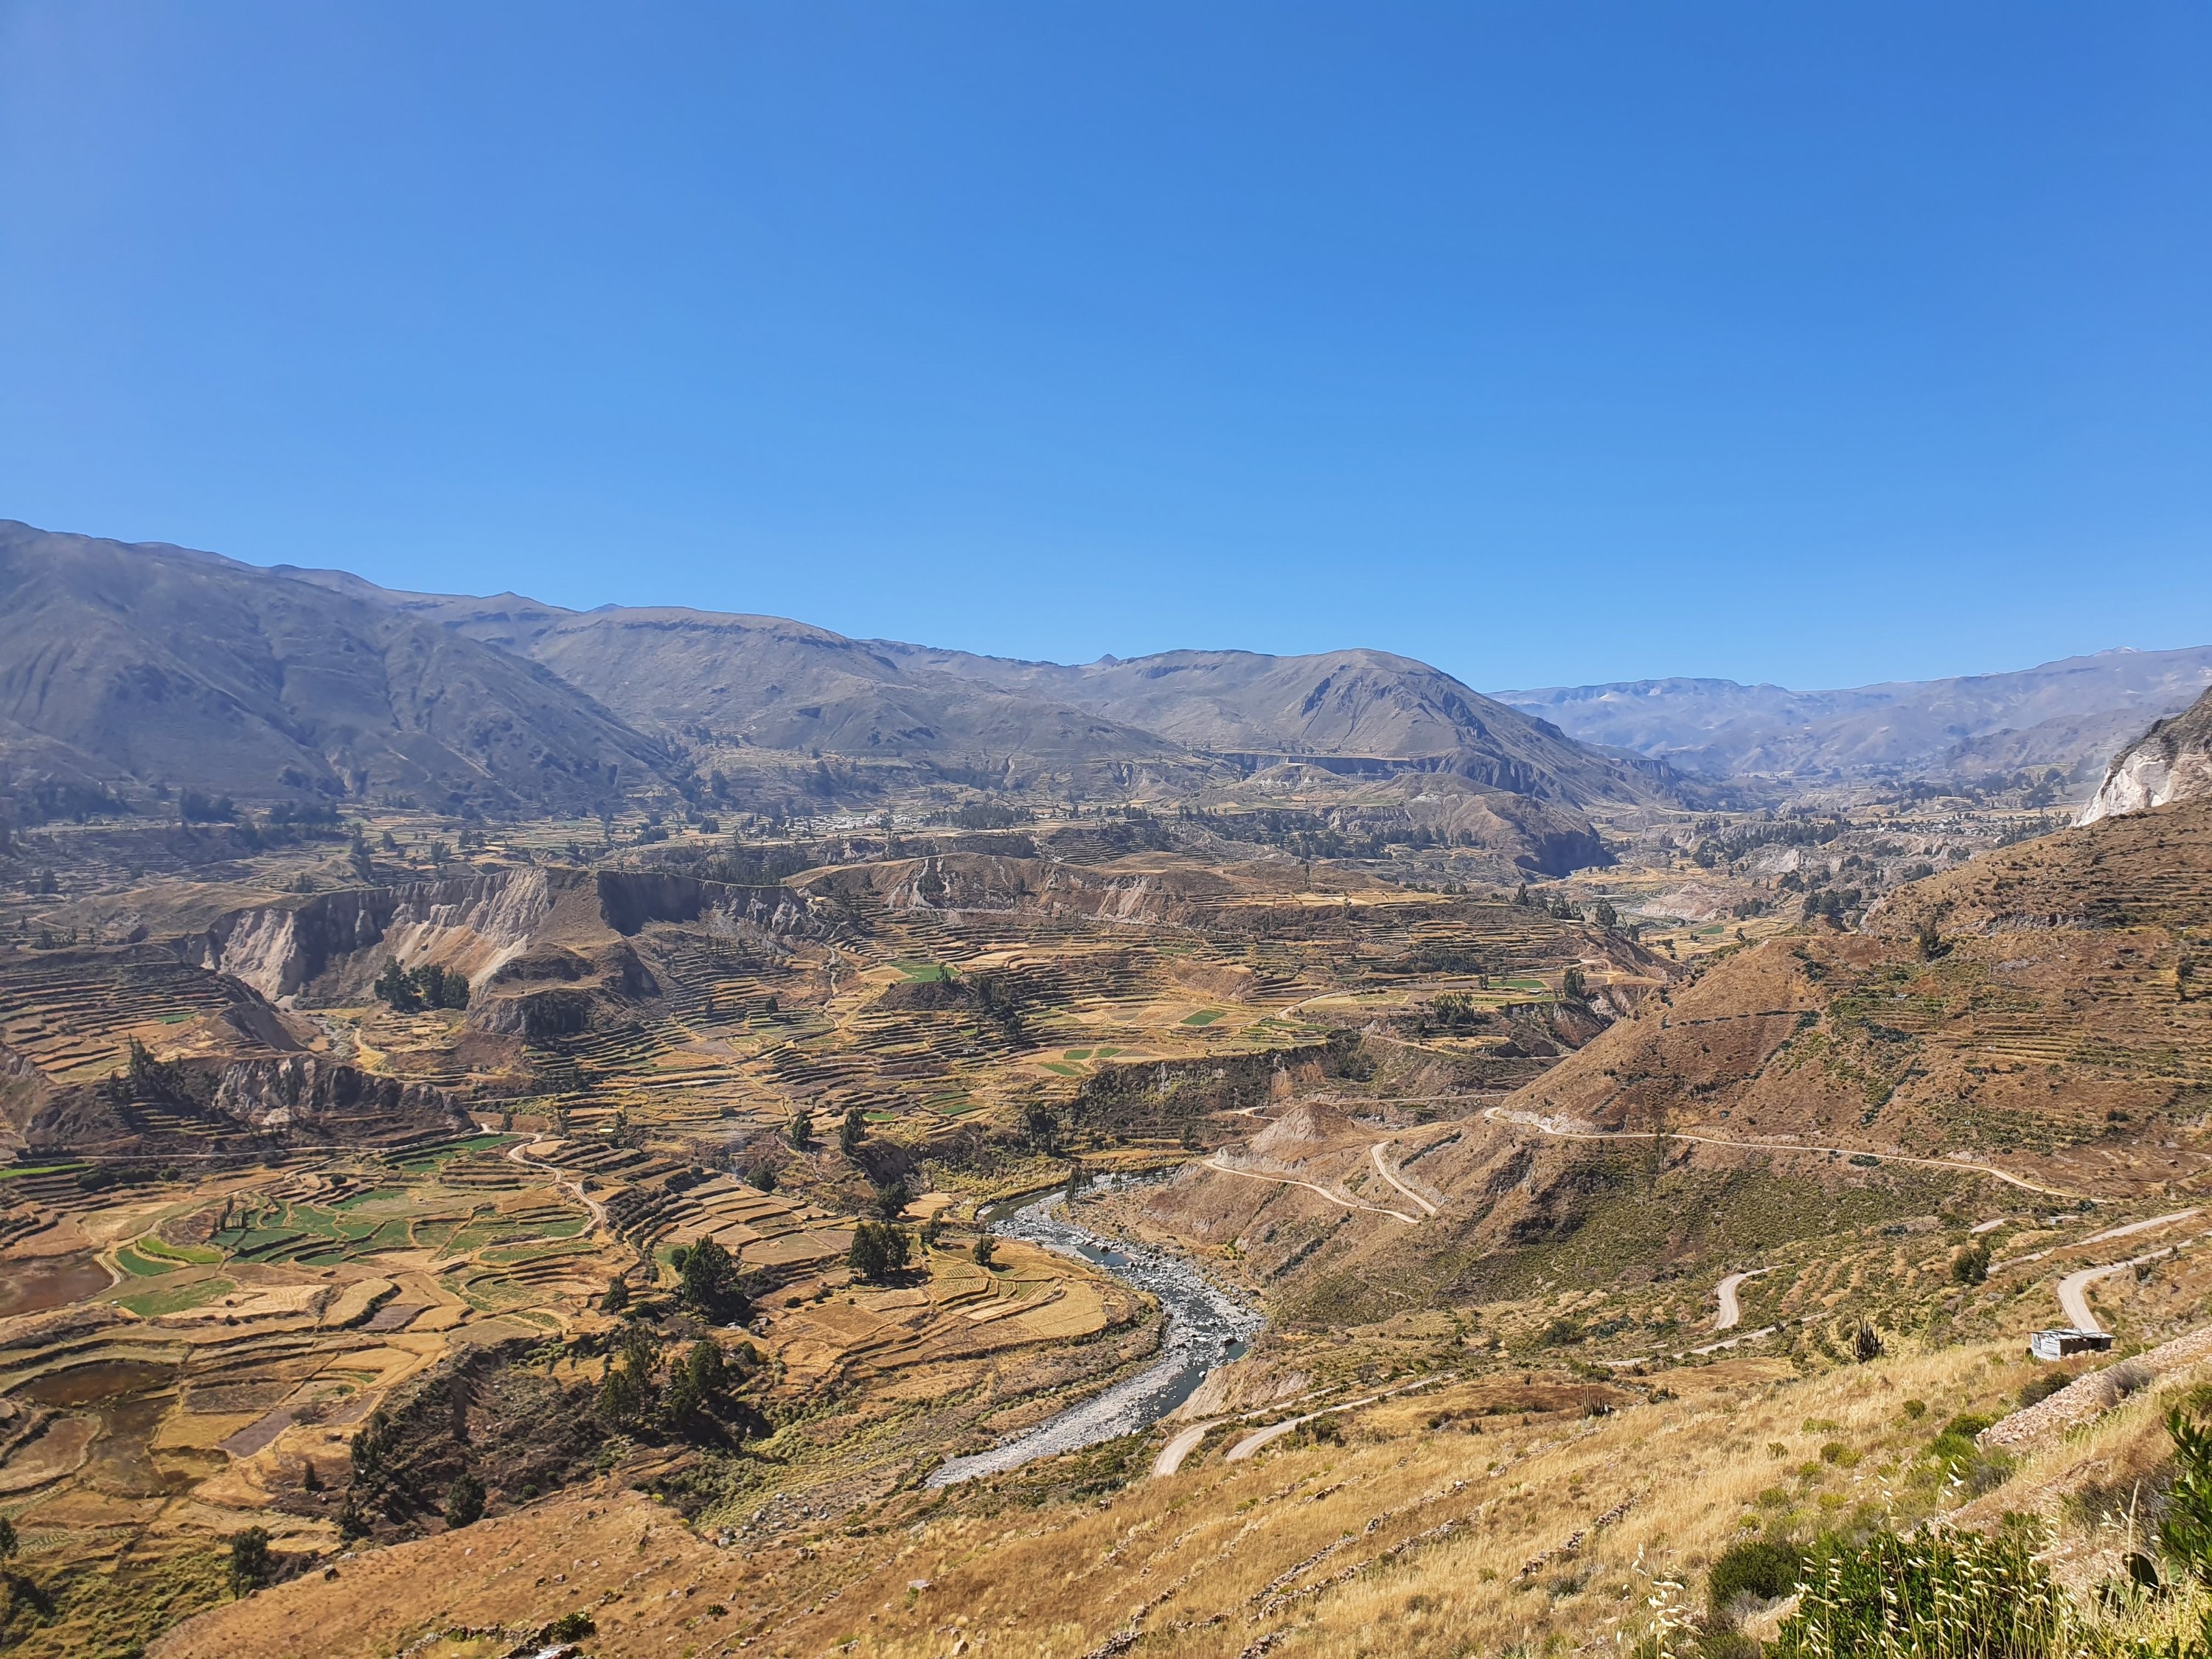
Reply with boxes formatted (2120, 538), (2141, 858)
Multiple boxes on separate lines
(507, 1138), (608, 1234)
(1202, 1154), (1422, 1225)
(1368, 1144), (1439, 1217)
(1481, 1107), (2085, 1199)
(1714, 1267), (1770, 1332)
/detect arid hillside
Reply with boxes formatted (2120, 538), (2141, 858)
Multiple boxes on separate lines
(1501, 796), (2212, 1198)
(0, 523), (670, 815)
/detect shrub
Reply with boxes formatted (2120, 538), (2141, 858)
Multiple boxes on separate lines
(1952, 1242), (1991, 1285)
(445, 1471), (485, 1527)
(1708, 1537), (1802, 1621)
(541, 1610), (597, 1641)
(1772, 1523), (2070, 1658)
(2163, 1403), (2212, 1584)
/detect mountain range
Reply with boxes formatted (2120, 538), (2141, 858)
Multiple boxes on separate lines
(4, 518), (2208, 830)
(1498, 647), (2212, 783)
(0, 520), (1674, 823)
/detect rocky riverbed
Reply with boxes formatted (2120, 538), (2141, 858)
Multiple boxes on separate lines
(928, 1177), (1262, 1486)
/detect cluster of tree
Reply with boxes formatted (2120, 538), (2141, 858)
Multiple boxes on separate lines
(15, 779), (130, 825)
(671, 1236), (751, 1323)
(179, 788), (237, 824)
(99, 1037), (210, 1109)
(848, 1220), (913, 1281)
(1800, 887), (1864, 924)
(1688, 813), (1848, 870)
(1512, 885), (1588, 921)
(373, 959), (471, 1012)
(697, 842), (818, 887)
(1406, 992), (1493, 1037)
(1022, 1102), (1062, 1155)
(597, 1329), (765, 1443)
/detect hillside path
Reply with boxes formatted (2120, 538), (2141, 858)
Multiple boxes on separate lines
(1481, 1108), (2085, 1199)
(1714, 1268), (1770, 1332)
(1153, 1422), (1214, 1478)
(1202, 1155), (1422, 1225)
(508, 1139), (608, 1234)
(1369, 1144), (1439, 1216)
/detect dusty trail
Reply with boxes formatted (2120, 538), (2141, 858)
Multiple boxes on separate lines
(507, 1139), (607, 1232)
(1482, 1108), (2085, 1199)
(1202, 1154), (1422, 1225)
(1368, 1143), (1439, 1216)
(1713, 1267), (1770, 1332)
(1153, 1421), (1214, 1478)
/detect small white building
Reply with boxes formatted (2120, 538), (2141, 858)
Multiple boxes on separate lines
(2029, 1327), (2115, 1362)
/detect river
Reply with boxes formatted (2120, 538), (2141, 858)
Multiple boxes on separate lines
(927, 1174), (1263, 1486)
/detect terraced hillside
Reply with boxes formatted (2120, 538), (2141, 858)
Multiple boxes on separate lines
(1496, 796), (2212, 1199)
(1, 820), (1665, 1657)
(35, 801), (2212, 1659)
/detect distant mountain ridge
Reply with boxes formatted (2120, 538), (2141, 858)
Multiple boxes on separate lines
(0, 521), (1673, 828)
(1497, 647), (2212, 783)
(0, 521), (667, 815)
(274, 564), (1678, 808)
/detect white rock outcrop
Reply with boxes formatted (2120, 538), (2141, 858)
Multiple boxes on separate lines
(2079, 685), (2212, 824)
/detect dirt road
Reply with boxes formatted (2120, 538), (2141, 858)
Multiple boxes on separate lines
(1714, 1267), (1770, 1332)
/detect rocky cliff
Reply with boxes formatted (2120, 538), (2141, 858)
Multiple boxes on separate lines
(2079, 684), (2212, 824)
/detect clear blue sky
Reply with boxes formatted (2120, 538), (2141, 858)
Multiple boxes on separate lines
(3, 4), (2208, 692)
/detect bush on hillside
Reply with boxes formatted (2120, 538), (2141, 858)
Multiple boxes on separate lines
(1770, 1523), (2067, 1658)
(1709, 1537), (1804, 1621)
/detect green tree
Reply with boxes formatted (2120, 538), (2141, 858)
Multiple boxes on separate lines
(0, 1514), (15, 1569)
(598, 1331), (660, 1430)
(1022, 1103), (1061, 1155)
(599, 1274), (630, 1314)
(228, 1526), (273, 1596)
(677, 1236), (747, 1323)
(373, 958), (422, 1013)
(1561, 967), (1587, 1002)
(445, 1471), (486, 1528)
(872, 1177), (911, 1220)
(839, 1106), (867, 1156)
(848, 1220), (911, 1282)
(973, 1234), (997, 1269)
(788, 1109), (813, 1151)
(1593, 900), (1619, 931)
(1952, 1242), (1991, 1285)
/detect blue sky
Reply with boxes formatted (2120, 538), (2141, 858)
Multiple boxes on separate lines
(2, 3), (2208, 692)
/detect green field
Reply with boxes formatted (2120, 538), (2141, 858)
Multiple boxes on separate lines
(893, 960), (951, 983)
(134, 1235), (223, 1266)
(119, 1278), (233, 1318)
(1180, 1009), (1226, 1027)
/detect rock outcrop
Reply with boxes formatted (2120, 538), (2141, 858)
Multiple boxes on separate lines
(2079, 684), (2212, 824)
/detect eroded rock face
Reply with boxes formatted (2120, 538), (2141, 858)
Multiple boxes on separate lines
(2079, 685), (2212, 824)
(198, 869), (560, 1001)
